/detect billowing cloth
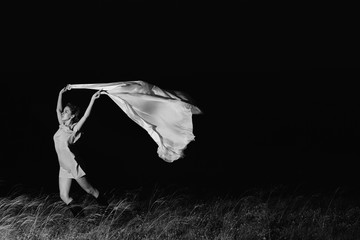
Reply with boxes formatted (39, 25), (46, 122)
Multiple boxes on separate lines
(70, 81), (201, 162)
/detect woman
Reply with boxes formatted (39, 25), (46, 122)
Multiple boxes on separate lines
(53, 85), (107, 217)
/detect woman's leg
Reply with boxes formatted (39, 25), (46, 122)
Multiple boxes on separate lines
(75, 176), (99, 198)
(76, 176), (108, 206)
(59, 177), (73, 205)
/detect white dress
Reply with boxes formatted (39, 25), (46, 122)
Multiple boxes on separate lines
(53, 123), (85, 179)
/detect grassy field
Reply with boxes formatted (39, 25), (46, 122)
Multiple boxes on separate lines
(0, 186), (360, 240)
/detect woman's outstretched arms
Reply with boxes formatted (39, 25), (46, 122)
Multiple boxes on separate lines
(73, 90), (102, 132)
(56, 85), (71, 125)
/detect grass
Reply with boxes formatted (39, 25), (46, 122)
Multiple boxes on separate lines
(0, 185), (360, 240)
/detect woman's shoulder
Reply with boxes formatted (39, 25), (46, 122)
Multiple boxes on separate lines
(70, 123), (79, 132)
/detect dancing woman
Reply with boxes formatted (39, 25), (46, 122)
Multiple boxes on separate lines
(53, 85), (107, 217)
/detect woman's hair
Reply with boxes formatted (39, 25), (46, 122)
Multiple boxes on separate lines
(66, 102), (81, 123)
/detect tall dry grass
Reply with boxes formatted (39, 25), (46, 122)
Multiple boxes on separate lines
(0, 186), (359, 240)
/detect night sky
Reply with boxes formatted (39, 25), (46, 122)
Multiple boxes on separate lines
(1, 69), (359, 199)
(1, 0), (359, 199)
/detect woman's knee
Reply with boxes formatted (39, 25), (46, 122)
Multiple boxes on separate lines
(60, 193), (72, 205)
(82, 187), (91, 194)
(77, 183), (94, 194)
(76, 177), (97, 195)
(86, 187), (97, 195)
(83, 186), (99, 198)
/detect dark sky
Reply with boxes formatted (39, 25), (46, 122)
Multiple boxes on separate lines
(1, 69), (360, 197)
(1, 0), (359, 197)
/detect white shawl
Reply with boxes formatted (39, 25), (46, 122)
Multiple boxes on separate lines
(70, 81), (201, 162)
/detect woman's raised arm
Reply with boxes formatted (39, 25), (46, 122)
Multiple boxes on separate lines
(73, 90), (102, 132)
(56, 85), (71, 124)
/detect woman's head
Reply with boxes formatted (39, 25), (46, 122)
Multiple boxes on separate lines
(62, 103), (80, 124)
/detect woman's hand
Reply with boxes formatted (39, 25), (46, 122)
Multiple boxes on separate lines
(91, 89), (103, 100)
(60, 84), (71, 93)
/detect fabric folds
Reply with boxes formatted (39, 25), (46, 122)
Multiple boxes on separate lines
(70, 81), (201, 162)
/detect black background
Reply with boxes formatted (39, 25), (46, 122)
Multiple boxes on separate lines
(1, 0), (359, 199)
(2, 69), (360, 198)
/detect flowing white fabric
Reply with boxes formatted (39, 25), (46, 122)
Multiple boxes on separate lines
(70, 81), (201, 162)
